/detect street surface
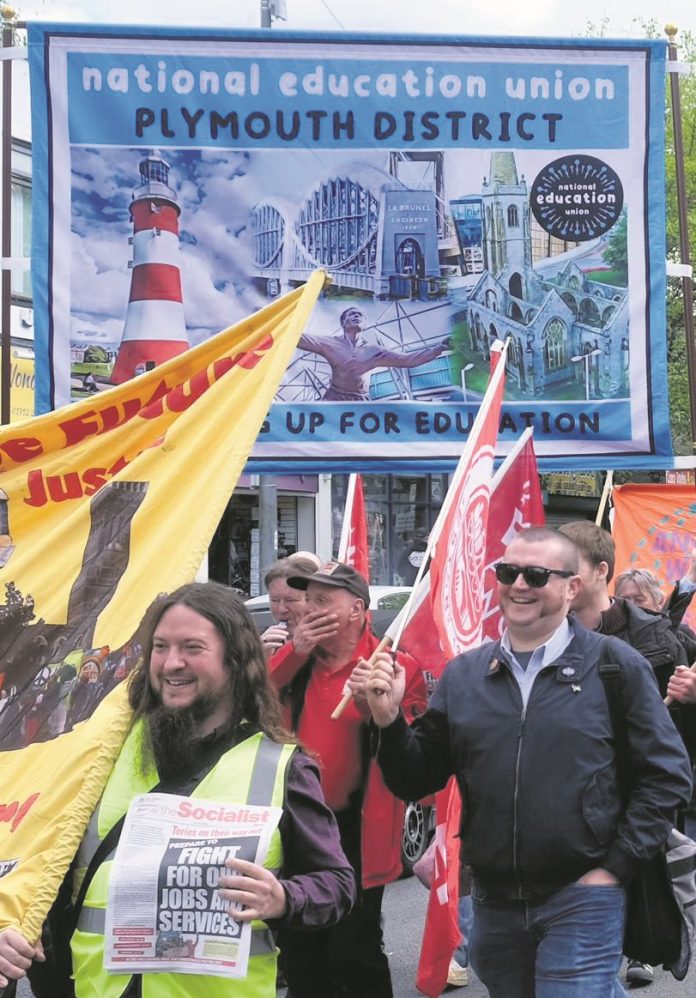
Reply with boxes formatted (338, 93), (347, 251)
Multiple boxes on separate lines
(16, 871), (696, 996)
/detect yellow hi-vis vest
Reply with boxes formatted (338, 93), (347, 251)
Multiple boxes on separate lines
(70, 720), (295, 998)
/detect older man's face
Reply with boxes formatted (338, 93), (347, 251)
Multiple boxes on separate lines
(305, 582), (363, 632)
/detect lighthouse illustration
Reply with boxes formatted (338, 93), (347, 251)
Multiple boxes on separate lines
(111, 151), (189, 384)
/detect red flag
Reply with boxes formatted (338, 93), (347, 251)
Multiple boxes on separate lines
(416, 777), (462, 998)
(429, 345), (508, 659)
(337, 473), (370, 582)
(404, 345), (508, 998)
(482, 428), (545, 642)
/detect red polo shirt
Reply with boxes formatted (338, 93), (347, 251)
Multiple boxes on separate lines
(297, 657), (366, 812)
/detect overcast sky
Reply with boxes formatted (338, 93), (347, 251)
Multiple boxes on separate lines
(16, 0), (696, 42)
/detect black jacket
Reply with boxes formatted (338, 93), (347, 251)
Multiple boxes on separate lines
(598, 597), (696, 757)
(377, 618), (692, 901)
(597, 597), (688, 697)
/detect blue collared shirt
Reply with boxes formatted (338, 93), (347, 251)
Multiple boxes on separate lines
(500, 617), (575, 708)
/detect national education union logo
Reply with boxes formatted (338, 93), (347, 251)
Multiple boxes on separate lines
(530, 155), (624, 242)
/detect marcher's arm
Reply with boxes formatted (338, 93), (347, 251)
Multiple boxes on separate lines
(266, 753), (356, 930)
(665, 665), (696, 758)
(601, 647), (693, 883)
(367, 656), (454, 801)
(268, 641), (308, 689)
(666, 664), (696, 705)
(346, 646), (426, 724)
(665, 548), (696, 629)
(260, 623), (290, 659)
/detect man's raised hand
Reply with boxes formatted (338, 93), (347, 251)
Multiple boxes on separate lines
(365, 651), (405, 727)
(292, 609), (339, 657)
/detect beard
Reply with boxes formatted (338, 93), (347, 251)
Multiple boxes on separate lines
(145, 692), (221, 780)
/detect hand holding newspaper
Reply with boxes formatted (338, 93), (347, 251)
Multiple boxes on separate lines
(105, 794), (281, 978)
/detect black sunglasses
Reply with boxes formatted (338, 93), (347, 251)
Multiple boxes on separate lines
(494, 562), (575, 588)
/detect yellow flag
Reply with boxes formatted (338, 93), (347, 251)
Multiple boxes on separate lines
(0, 272), (326, 936)
(0, 684), (133, 939)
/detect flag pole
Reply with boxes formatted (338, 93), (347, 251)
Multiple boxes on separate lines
(595, 470), (614, 526)
(666, 24), (696, 452)
(337, 473), (357, 562)
(0, 6), (15, 426)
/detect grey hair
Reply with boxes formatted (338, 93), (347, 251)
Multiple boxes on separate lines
(614, 568), (664, 608)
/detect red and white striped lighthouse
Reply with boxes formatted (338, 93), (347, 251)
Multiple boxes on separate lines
(111, 150), (189, 384)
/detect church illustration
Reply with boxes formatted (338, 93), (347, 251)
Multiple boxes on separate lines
(460, 152), (629, 400)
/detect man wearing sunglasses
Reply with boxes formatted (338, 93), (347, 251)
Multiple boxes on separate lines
(364, 526), (691, 998)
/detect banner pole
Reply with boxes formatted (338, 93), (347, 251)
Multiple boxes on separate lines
(0, 6), (14, 427)
(666, 24), (696, 452)
(595, 470), (614, 526)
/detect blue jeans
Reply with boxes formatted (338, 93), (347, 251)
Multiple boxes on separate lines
(455, 894), (474, 967)
(469, 882), (625, 998)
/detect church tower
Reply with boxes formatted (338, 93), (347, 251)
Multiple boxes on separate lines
(481, 152), (532, 299)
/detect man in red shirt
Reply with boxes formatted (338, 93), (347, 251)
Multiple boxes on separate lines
(269, 561), (426, 998)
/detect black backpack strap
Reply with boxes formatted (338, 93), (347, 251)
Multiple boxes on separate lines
(598, 648), (632, 803)
(72, 812), (129, 928)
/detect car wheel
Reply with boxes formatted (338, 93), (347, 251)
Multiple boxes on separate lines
(400, 801), (432, 876)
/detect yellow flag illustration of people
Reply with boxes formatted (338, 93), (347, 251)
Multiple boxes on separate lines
(0, 272), (326, 940)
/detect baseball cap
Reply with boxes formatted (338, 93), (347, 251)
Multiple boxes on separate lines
(287, 561), (370, 605)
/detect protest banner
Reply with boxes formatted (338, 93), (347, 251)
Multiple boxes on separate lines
(612, 482), (696, 630)
(0, 683), (132, 940)
(28, 25), (672, 471)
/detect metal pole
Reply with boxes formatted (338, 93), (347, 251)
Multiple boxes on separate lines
(0, 8), (14, 426)
(666, 24), (696, 451)
(258, 0), (277, 588)
(257, 476), (277, 593)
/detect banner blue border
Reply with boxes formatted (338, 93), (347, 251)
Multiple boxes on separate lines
(27, 23), (672, 471)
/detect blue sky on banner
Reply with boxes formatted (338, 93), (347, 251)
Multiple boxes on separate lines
(19, 0), (696, 38)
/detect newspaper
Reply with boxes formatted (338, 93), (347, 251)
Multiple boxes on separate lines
(104, 793), (282, 977)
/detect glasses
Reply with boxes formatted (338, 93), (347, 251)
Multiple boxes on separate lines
(494, 563), (575, 588)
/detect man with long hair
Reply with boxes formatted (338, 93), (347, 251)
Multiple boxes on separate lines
(0, 582), (355, 997)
